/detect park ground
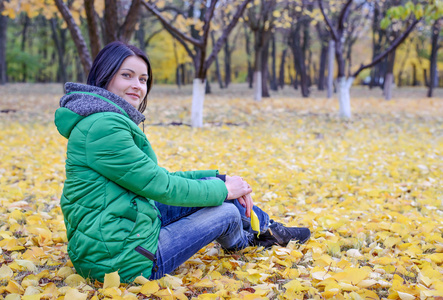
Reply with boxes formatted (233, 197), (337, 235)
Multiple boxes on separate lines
(0, 83), (442, 299)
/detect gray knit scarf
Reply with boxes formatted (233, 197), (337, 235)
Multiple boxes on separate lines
(60, 82), (146, 125)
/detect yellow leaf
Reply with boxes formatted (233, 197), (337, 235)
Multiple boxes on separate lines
(22, 286), (42, 297)
(372, 256), (396, 265)
(56, 266), (74, 279)
(251, 210), (260, 236)
(140, 281), (160, 295)
(5, 281), (23, 294)
(357, 289), (380, 300)
(196, 294), (219, 299)
(332, 267), (370, 284)
(397, 291), (415, 300)
(4, 294), (21, 300)
(134, 275), (149, 285)
(311, 271), (332, 281)
(65, 274), (86, 288)
(160, 274), (183, 289)
(102, 287), (122, 297)
(64, 288), (88, 300)
(418, 273), (433, 287)
(384, 236), (402, 248)
(194, 278), (215, 288)
(428, 253), (443, 263)
(283, 279), (309, 292)
(14, 260), (37, 272)
(103, 271), (120, 289)
(357, 279), (377, 288)
(0, 265), (13, 279)
(154, 288), (174, 299)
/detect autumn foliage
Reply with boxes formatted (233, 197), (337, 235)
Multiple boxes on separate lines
(0, 84), (442, 299)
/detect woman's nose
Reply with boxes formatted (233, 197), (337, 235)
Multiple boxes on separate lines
(132, 80), (141, 89)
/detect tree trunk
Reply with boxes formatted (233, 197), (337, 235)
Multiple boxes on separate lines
(119, 0), (142, 42)
(261, 39), (270, 98)
(412, 63), (418, 86)
(212, 31), (224, 89)
(191, 78), (206, 127)
(318, 43), (327, 91)
(224, 39), (231, 87)
(327, 40), (335, 98)
(181, 64), (186, 85)
(279, 48), (287, 89)
(84, 0), (101, 59)
(54, 0), (92, 75)
(384, 73), (394, 100)
(290, 23), (310, 97)
(244, 24), (253, 88)
(428, 19), (441, 97)
(205, 79), (211, 94)
(21, 15), (30, 82)
(253, 72), (262, 101)
(293, 71), (298, 90)
(383, 50), (396, 100)
(270, 35), (278, 91)
(253, 45), (263, 101)
(176, 66), (181, 88)
(50, 18), (67, 83)
(104, 0), (118, 43)
(0, 1), (7, 85)
(337, 76), (354, 118)
(424, 69), (429, 87)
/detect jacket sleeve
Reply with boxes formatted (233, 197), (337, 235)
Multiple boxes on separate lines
(84, 115), (228, 207)
(161, 168), (220, 179)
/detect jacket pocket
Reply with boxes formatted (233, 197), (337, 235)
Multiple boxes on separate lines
(135, 246), (155, 261)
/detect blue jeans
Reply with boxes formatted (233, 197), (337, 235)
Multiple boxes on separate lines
(149, 179), (270, 279)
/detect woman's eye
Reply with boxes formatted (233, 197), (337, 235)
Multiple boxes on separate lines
(140, 78), (147, 83)
(122, 73), (131, 78)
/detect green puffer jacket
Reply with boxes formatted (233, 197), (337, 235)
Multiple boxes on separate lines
(55, 83), (228, 282)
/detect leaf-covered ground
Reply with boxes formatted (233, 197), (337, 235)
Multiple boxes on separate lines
(0, 84), (442, 299)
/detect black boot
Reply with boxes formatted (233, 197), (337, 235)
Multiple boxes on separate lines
(253, 220), (310, 248)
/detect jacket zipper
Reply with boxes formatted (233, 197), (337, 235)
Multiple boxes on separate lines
(135, 246), (155, 261)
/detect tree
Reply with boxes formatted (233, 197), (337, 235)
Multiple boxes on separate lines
(0, 0), (8, 85)
(4, 0), (144, 76)
(286, 0), (313, 98)
(318, 0), (422, 118)
(243, 0), (277, 101)
(427, 16), (443, 97)
(143, 0), (252, 127)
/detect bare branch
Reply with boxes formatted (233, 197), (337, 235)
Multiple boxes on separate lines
(337, 0), (353, 32)
(318, 0), (338, 41)
(202, 0), (218, 48)
(54, 0), (92, 75)
(352, 18), (421, 78)
(205, 0), (252, 70)
(120, 0), (142, 42)
(159, 5), (186, 15)
(84, 0), (101, 58)
(163, 24), (195, 60)
(142, 0), (203, 48)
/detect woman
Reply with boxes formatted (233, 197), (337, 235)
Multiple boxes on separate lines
(55, 41), (310, 283)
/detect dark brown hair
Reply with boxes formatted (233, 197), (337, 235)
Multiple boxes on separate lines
(87, 41), (153, 113)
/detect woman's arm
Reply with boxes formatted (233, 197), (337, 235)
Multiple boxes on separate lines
(84, 114), (227, 207)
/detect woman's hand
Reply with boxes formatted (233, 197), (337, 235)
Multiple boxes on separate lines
(238, 193), (254, 218)
(225, 175), (252, 201)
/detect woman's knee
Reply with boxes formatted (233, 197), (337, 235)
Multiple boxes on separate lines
(216, 202), (242, 223)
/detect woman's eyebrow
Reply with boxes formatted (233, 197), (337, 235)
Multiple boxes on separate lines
(121, 68), (148, 76)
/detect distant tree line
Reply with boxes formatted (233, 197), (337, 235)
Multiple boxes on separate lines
(0, 0), (441, 124)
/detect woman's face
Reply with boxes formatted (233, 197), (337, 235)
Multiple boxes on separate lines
(107, 56), (148, 109)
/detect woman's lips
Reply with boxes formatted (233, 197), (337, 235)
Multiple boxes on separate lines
(126, 93), (140, 100)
